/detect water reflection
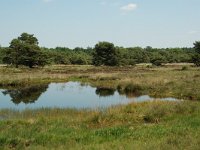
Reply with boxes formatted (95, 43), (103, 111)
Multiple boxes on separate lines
(2, 84), (48, 104)
(96, 87), (115, 97)
(117, 84), (143, 98)
(0, 82), (178, 110)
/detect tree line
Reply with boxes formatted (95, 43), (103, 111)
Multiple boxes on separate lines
(0, 33), (199, 68)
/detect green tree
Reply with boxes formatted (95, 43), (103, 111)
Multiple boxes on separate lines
(71, 49), (92, 65)
(194, 41), (200, 54)
(3, 33), (48, 68)
(127, 47), (150, 64)
(192, 54), (200, 66)
(193, 41), (200, 66)
(93, 42), (118, 66)
(0, 46), (6, 64)
(150, 52), (167, 66)
(115, 47), (130, 66)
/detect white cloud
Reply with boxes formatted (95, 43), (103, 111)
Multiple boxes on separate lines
(120, 3), (137, 12)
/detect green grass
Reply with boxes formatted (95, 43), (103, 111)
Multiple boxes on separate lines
(0, 101), (200, 149)
(0, 65), (200, 149)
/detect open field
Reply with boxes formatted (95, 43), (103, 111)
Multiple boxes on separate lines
(0, 65), (200, 149)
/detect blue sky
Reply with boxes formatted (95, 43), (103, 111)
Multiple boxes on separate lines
(0, 0), (200, 48)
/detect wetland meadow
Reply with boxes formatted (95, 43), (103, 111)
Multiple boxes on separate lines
(0, 65), (200, 149)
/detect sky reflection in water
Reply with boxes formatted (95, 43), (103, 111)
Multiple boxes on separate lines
(0, 82), (177, 110)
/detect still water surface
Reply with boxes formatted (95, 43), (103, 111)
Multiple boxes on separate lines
(0, 82), (177, 110)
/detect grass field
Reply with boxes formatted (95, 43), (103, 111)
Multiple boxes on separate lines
(0, 101), (200, 149)
(0, 65), (200, 149)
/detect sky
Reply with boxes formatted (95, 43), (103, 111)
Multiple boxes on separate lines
(0, 0), (200, 48)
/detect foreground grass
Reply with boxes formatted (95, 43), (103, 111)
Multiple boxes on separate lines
(0, 101), (200, 149)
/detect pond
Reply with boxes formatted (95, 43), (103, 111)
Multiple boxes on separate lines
(0, 82), (177, 110)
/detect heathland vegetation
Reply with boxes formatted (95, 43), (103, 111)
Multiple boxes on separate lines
(1, 65), (200, 149)
(0, 33), (200, 149)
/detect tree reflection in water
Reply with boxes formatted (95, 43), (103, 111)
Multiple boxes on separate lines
(117, 84), (143, 98)
(2, 84), (49, 104)
(95, 87), (116, 97)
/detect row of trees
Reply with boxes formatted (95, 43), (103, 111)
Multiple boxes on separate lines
(0, 33), (199, 68)
(43, 47), (93, 65)
(93, 42), (195, 66)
